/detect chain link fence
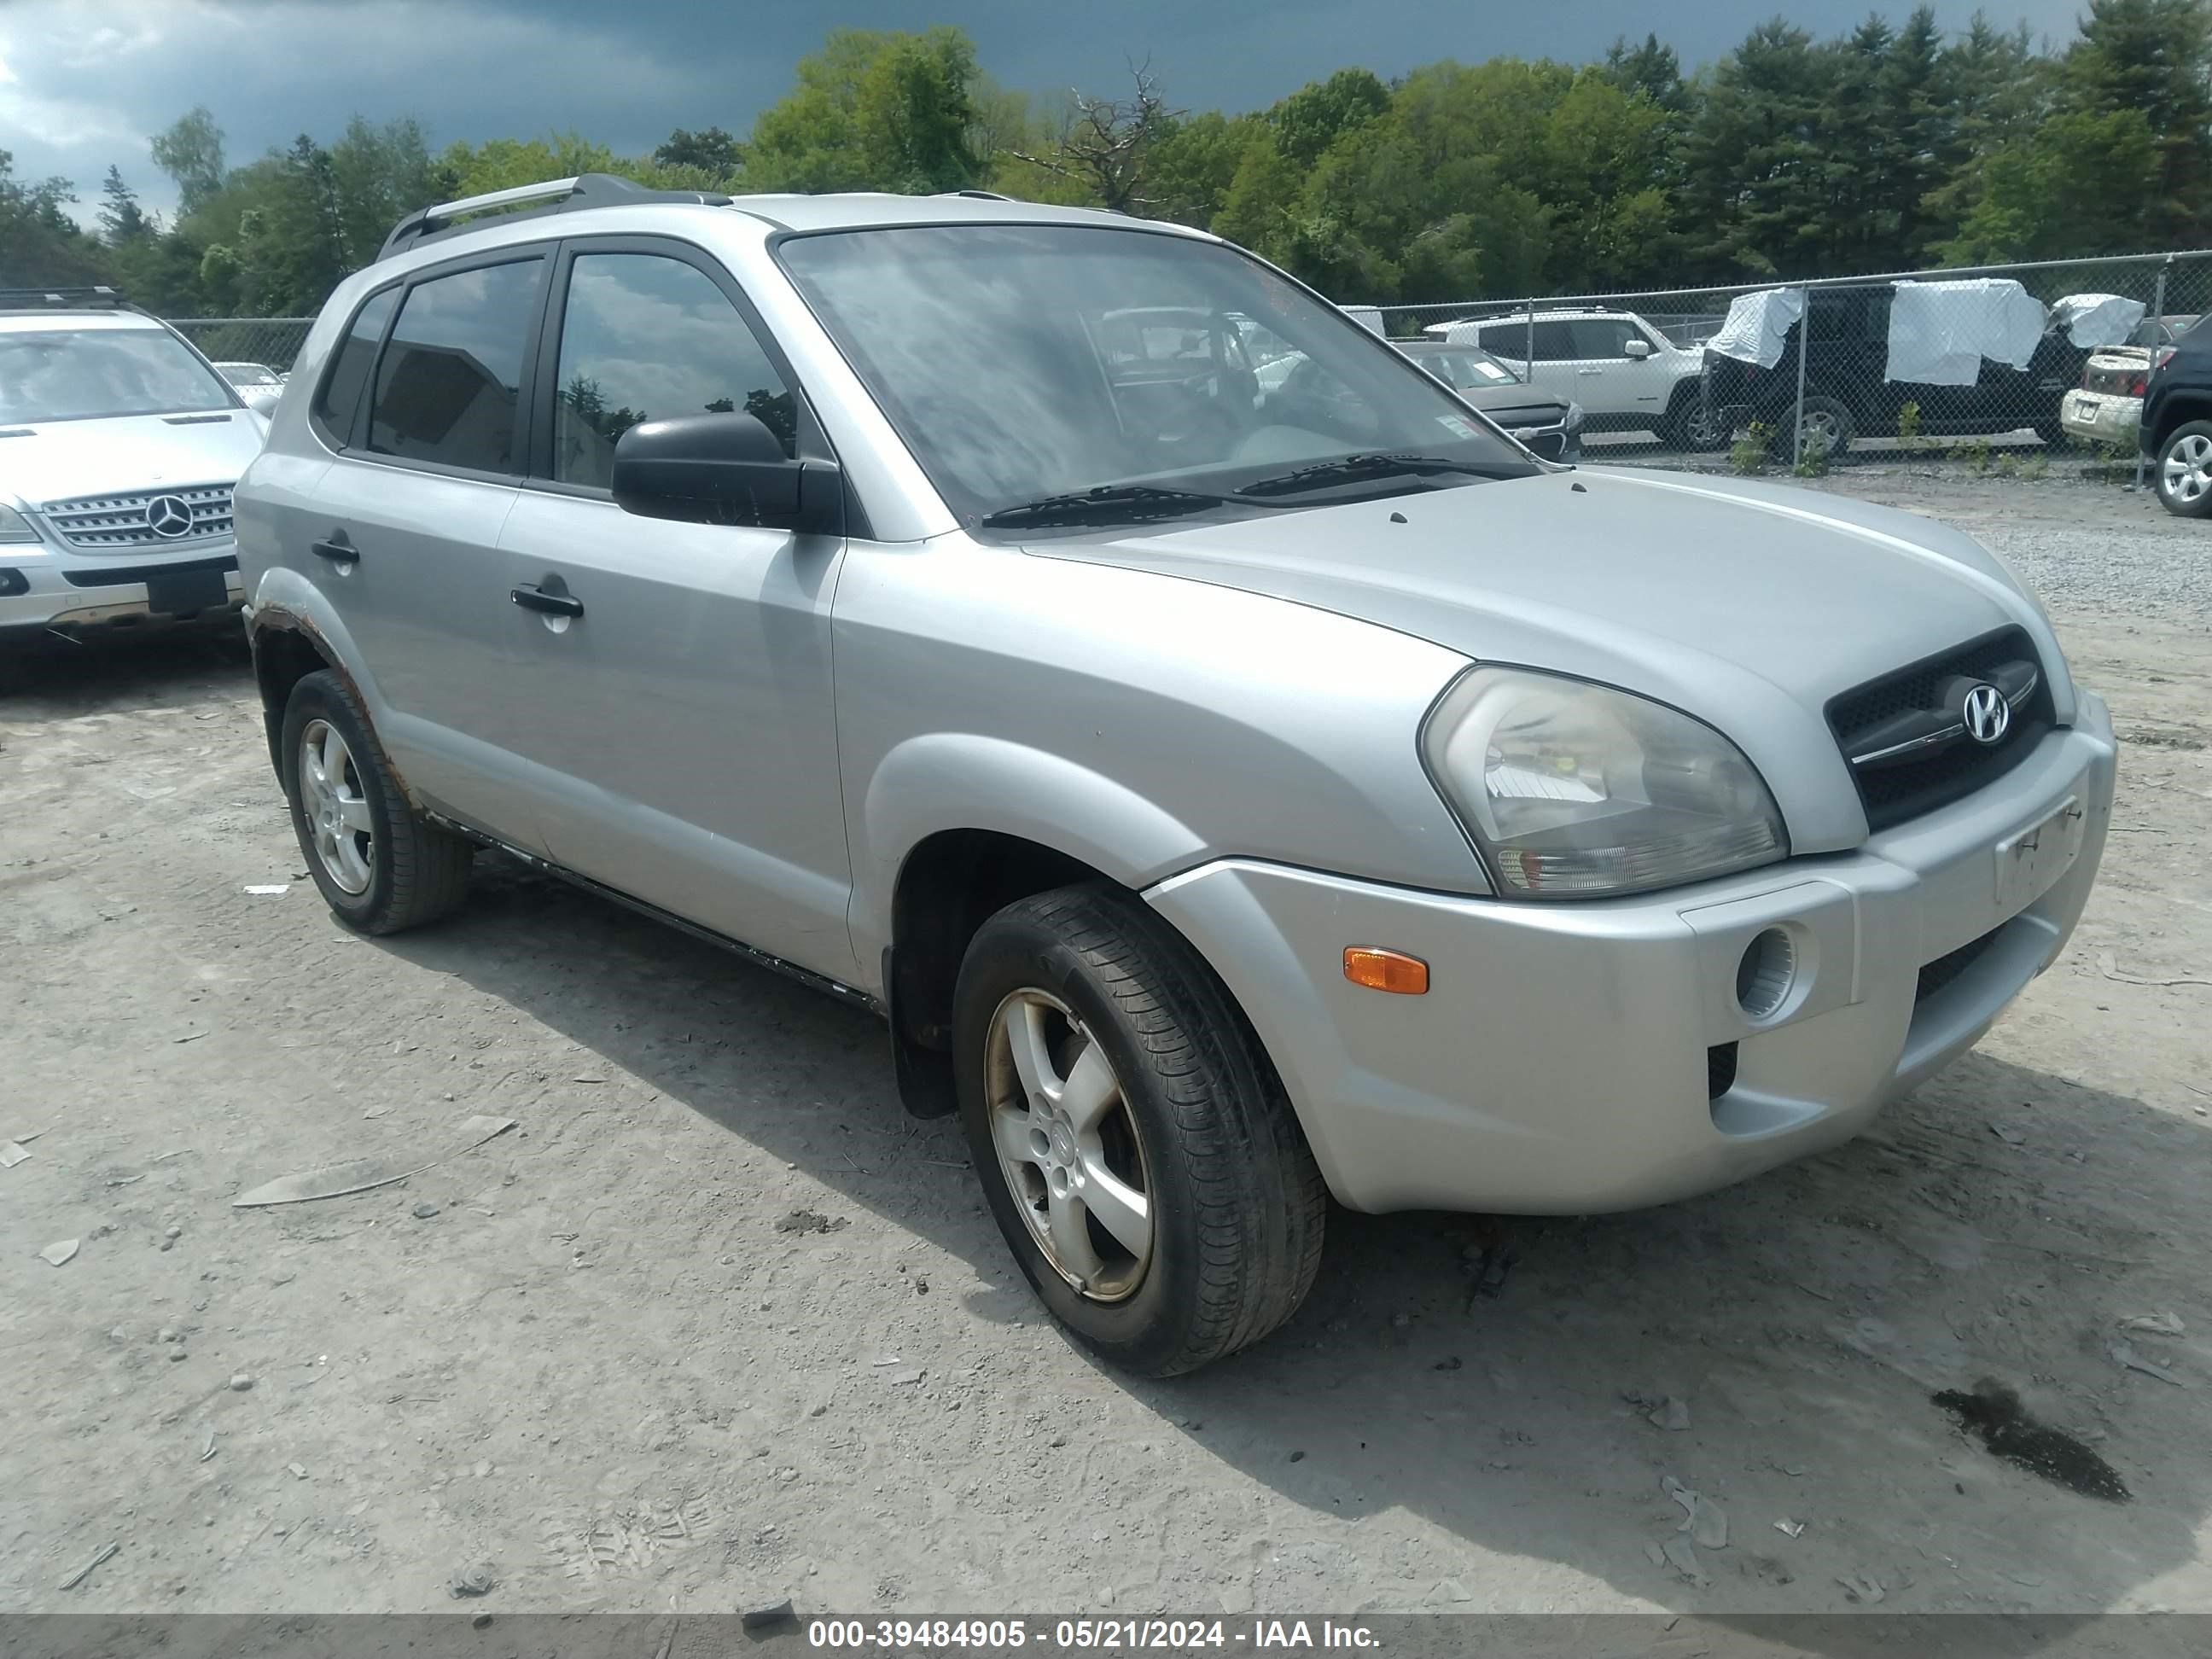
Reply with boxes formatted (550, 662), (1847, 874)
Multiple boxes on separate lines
(1370, 250), (2209, 479)
(168, 317), (317, 376)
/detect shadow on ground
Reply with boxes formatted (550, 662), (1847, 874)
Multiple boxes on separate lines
(368, 851), (2212, 1630)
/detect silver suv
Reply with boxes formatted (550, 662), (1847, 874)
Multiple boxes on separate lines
(1, 288), (265, 645)
(235, 177), (2116, 1377)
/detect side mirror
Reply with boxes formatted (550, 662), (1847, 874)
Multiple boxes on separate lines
(609, 410), (842, 534)
(1623, 338), (1654, 359)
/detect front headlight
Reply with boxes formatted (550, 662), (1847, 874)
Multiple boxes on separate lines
(1563, 401), (1585, 430)
(1423, 667), (1787, 898)
(0, 504), (39, 544)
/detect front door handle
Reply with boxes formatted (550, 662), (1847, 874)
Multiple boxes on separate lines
(310, 530), (356, 562)
(511, 580), (583, 618)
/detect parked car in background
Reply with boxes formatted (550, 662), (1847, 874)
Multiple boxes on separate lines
(214, 361), (288, 416)
(0, 287), (264, 648)
(2060, 316), (2201, 450)
(1394, 339), (1584, 461)
(2140, 313), (2212, 518)
(236, 176), (2112, 1378)
(1703, 283), (2091, 457)
(1442, 307), (1723, 451)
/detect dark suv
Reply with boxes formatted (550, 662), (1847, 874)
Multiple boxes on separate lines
(2139, 313), (2212, 517)
(1703, 285), (2090, 457)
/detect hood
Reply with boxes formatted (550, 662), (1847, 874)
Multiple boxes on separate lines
(1029, 466), (2072, 854)
(0, 411), (266, 509)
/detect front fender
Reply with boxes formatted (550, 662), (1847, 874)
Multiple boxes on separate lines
(850, 733), (1205, 967)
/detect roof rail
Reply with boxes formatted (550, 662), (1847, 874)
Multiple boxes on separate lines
(0, 284), (132, 311)
(378, 172), (734, 260)
(938, 189), (1013, 201)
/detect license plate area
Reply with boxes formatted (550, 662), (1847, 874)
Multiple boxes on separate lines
(144, 567), (228, 616)
(1994, 795), (2086, 912)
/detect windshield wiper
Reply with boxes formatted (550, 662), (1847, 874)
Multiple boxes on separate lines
(1233, 451), (1516, 498)
(977, 484), (1243, 529)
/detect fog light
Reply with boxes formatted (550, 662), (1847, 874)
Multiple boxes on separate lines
(1735, 928), (1796, 1019)
(0, 568), (26, 597)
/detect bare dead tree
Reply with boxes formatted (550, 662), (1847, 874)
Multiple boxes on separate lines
(1012, 61), (1185, 214)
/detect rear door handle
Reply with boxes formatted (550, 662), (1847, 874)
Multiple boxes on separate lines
(310, 531), (356, 562)
(511, 582), (583, 618)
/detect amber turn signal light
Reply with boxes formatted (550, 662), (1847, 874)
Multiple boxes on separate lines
(1342, 946), (1429, 994)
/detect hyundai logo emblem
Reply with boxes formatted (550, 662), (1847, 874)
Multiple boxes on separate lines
(1962, 682), (2010, 746)
(144, 494), (195, 538)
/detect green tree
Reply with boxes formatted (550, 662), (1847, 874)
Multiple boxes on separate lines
(747, 27), (982, 193)
(653, 126), (745, 176)
(98, 166), (151, 242)
(0, 151), (110, 287)
(2063, 0), (2212, 244)
(1271, 67), (1390, 169)
(150, 107), (227, 217)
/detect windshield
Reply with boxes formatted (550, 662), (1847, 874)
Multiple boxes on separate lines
(219, 364), (279, 385)
(0, 328), (237, 423)
(1406, 346), (1526, 391)
(778, 224), (1537, 529)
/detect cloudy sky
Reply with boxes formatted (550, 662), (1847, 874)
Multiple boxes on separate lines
(3, 0), (2089, 224)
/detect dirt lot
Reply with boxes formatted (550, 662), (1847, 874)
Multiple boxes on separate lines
(3, 468), (2209, 1618)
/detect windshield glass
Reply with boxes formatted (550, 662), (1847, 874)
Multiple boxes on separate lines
(1405, 346), (1526, 391)
(0, 328), (236, 423)
(778, 224), (1537, 528)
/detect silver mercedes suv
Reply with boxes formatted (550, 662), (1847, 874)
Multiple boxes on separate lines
(234, 176), (2115, 1377)
(1, 288), (266, 647)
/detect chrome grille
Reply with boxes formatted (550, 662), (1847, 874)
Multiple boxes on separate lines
(41, 484), (235, 550)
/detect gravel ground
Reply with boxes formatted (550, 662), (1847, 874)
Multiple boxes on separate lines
(3, 470), (2209, 1619)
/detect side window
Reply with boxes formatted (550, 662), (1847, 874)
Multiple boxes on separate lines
(367, 259), (543, 473)
(314, 287), (398, 445)
(1570, 318), (1639, 358)
(550, 252), (796, 489)
(1527, 321), (1578, 361)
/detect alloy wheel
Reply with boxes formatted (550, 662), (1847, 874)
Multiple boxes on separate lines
(298, 719), (375, 895)
(983, 989), (1155, 1302)
(2164, 432), (2212, 504)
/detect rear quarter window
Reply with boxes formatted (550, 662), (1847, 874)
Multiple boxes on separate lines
(313, 287), (399, 446)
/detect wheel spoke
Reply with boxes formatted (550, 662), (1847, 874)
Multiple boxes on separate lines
(336, 834), (372, 891)
(1045, 1188), (1104, 1287)
(1075, 1156), (1150, 1255)
(1058, 1041), (1119, 1134)
(336, 794), (374, 834)
(320, 727), (347, 790)
(1004, 998), (1061, 1106)
(990, 1103), (1039, 1169)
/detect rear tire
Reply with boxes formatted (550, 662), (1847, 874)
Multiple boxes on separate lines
(953, 882), (1326, 1377)
(2155, 421), (2212, 519)
(280, 669), (472, 934)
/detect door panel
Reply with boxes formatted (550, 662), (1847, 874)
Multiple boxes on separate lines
(494, 241), (858, 983)
(302, 459), (539, 843)
(295, 253), (551, 848)
(498, 496), (853, 977)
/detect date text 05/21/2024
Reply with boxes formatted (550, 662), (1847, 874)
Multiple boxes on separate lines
(806, 1618), (1383, 1650)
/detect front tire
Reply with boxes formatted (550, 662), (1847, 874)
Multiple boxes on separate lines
(1773, 393), (1855, 459)
(953, 884), (1326, 1377)
(280, 669), (472, 934)
(1667, 392), (1730, 452)
(2156, 421), (2212, 519)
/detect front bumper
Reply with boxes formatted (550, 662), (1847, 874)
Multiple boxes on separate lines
(0, 543), (244, 643)
(1148, 694), (2116, 1214)
(2059, 389), (2141, 445)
